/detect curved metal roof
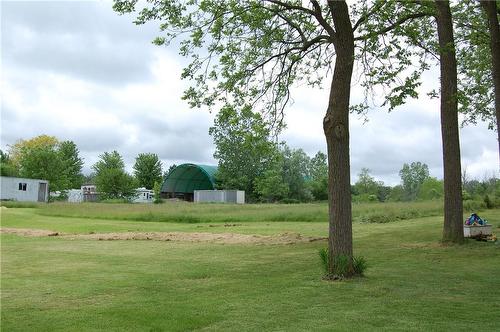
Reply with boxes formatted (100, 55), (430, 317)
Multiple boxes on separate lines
(161, 163), (218, 194)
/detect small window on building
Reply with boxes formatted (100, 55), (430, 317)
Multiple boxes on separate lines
(18, 183), (27, 191)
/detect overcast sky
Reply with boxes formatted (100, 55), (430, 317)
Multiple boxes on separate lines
(1, 0), (498, 185)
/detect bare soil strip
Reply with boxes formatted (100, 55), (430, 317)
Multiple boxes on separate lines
(1, 227), (326, 245)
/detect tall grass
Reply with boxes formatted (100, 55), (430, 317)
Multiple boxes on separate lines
(35, 200), (445, 224)
(0, 201), (40, 208)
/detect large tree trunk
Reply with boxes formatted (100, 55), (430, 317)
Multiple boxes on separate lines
(323, 1), (355, 277)
(435, 1), (464, 244)
(480, 0), (500, 164)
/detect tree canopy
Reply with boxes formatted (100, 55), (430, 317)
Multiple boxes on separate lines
(6, 135), (84, 192)
(399, 161), (430, 201)
(93, 151), (136, 200)
(209, 105), (279, 201)
(133, 153), (163, 190)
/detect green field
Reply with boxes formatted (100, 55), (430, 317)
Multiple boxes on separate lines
(1, 202), (499, 331)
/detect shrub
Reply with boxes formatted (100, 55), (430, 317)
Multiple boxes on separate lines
(463, 200), (486, 212)
(353, 256), (368, 275)
(462, 190), (472, 201)
(484, 195), (493, 209)
(153, 181), (163, 204)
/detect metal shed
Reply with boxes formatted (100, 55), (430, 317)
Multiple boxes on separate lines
(0, 176), (49, 202)
(161, 164), (218, 201)
(194, 190), (245, 204)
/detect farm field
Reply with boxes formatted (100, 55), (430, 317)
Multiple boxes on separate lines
(1, 202), (500, 331)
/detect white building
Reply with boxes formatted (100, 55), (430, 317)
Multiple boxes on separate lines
(66, 185), (99, 203)
(0, 176), (49, 202)
(194, 190), (245, 204)
(67, 189), (84, 203)
(133, 188), (154, 203)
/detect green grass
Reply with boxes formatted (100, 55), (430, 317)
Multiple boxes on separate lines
(34, 200), (446, 224)
(0, 201), (40, 208)
(1, 205), (500, 331)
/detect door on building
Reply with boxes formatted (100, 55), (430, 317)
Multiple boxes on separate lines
(38, 183), (47, 202)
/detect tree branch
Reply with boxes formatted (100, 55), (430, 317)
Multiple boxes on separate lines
(352, 1), (385, 32)
(310, 0), (336, 38)
(354, 12), (432, 41)
(264, 0), (315, 16)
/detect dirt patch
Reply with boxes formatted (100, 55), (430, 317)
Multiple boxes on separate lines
(1, 227), (326, 245)
(1, 228), (60, 237)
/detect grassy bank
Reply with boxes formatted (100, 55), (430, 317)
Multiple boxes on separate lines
(1, 207), (499, 331)
(33, 200), (447, 224)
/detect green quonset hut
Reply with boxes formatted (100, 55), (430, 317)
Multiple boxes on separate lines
(161, 163), (218, 201)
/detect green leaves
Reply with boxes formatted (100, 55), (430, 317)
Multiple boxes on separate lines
(133, 153), (163, 190)
(399, 161), (430, 201)
(93, 151), (137, 200)
(209, 104), (279, 201)
(355, 0), (435, 112)
(7, 136), (84, 192)
(113, 0), (332, 128)
(454, 0), (495, 127)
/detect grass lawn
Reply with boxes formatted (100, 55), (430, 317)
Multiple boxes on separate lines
(1, 204), (499, 331)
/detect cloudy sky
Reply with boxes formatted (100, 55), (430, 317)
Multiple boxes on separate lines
(1, 0), (498, 185)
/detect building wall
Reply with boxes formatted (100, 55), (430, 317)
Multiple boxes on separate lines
(67, 189), (83, 203)
(194, 190), (245, 204)
(0, 176), (49, 202)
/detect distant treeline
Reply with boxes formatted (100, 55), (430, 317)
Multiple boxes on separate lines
(1, 134), (498, 206)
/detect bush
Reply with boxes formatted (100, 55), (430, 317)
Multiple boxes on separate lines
(484, 195), (493, 209)
(318, 248), (367, 279)
(463, 200), (486, 212)
(153, 181), (163, 204)
(462, 190), (472, 201)
(357, 209), (422, 223)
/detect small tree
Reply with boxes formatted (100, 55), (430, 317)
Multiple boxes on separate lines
(58, 141), (84, 189)
(133, 153), (163, 190)
(354, 168), (378, 195)
(93, 151), (136, 200)
(353, 168), (385, 202)
(417, 177), (444, 200)
(18, 145), (68, 192)
(0, 150), (18, 177)
(280, 146), (312, 202)
(399, 162), (430, 201)
(255, 167), (289, 203)
(153, 181), (163, 204)
(309, 152), (328, 201)
(209, 105), (279, 201)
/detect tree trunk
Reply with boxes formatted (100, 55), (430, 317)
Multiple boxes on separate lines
(435, 1), (464, 244)
(324, 1), (355, 277)
(480, 0), (500, 165)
